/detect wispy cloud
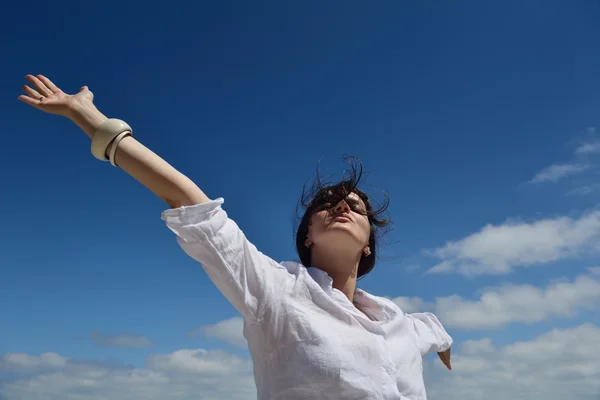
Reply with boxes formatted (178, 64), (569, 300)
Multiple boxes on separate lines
(189, 317), (247, 349)
(459, 338), (494, 355)
(529, 163), (589, 183)
(575, 141), (600, 155)
(588, 266), (600, 275)
(566, 184), (598, 196)
(574, 127), (600, 155)
(0, 352), (66, 371)
(391, 296), (432, 313)
(85, 331), (154, 348)
(527, 128), (598, 184)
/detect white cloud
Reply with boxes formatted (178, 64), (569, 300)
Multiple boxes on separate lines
(528, 129), (599, 184)
(189, 317), (247, 349)
(427, 211), (600, 276)
(0, 352), (67, 371)
(147, 349), (250, 375)
(0, 348), (256, 400)
(391, 296), (431, 313)
(3, 325), (599, 400)
(389, 272), (600, 330)
(529, 163), (589, 183)
(575, 140), (600, 155)
(426, 324), (600, 400)
(588, 266), (600, 275)
(567, 184), (598, 196)
(86, 331), (154, 348)
(575, 143), (600, 154)
(434, 272), (600, 329)
(459, 338), (494, 355)
(189, 272), (600, 339)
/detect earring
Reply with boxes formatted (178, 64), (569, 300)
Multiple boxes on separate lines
(305, 239), (313, 248)
(363, 247), (371, 257)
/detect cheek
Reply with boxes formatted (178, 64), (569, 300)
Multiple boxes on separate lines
(358, 218), (371, 241)
(307, 212), (327, 238)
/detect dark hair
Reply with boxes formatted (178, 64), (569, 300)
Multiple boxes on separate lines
(295, 156), (391, 278)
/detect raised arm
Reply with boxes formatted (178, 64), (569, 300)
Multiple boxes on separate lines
(18, 74), (209, 209)
(19, 74), (294, 320)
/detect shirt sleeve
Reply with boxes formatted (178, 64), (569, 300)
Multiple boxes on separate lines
(161, 198), (295, 320)
(405, 312), (453, 356)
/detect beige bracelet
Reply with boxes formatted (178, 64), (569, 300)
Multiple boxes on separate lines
(91, 119), (133, 161)
(108, 131), (131, 167)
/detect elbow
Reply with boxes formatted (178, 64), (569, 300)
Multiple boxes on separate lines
(165, 181), (211, 208)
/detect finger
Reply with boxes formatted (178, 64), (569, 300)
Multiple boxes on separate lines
(25, 74), (52, 96)
(37, 75), (61, 93)
(17, 94), (44, 108)
(23, 85), (42, 99)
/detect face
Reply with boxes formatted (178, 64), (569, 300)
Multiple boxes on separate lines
(306, 191), (371, 255)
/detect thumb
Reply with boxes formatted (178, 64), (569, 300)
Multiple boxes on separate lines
(78, 85), (94, 100)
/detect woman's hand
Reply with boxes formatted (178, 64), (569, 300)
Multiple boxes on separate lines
(19, 74), (107, 138)
(18, 74), (94, 118)
(438, 347), (451, 370)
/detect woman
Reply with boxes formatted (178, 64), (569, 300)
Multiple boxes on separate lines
(18, 74), (452, 400)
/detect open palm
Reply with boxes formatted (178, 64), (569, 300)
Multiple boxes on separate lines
(18, 74), (93, 117)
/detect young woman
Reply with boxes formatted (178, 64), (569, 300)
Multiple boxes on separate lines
(19, 74), (453, 400)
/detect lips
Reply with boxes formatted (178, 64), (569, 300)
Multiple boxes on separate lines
(332, 213), (352, 223)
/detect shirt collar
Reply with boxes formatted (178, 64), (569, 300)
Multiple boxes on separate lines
(306, 267), (333, 294)
(305, 266), (394, 322)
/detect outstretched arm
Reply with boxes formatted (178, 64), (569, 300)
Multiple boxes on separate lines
(405, 312), (453, 370)
(19, 74), (294, 321)
(18, 74), (209, 208)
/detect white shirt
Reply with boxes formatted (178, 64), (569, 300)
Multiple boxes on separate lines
(162, 198), (452, 400)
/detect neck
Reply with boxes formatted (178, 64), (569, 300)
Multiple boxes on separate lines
(311, 247), (361, 302)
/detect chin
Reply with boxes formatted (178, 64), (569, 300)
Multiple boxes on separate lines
(315, 229), (364, 249)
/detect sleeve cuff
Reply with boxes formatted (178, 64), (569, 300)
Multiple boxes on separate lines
(410, 312), (453, 354)
(161, 198), (225, 226)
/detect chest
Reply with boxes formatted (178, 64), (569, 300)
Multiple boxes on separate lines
(260, 287), (423, 384)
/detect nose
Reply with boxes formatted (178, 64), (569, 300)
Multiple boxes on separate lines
(334, 200), (350, 213)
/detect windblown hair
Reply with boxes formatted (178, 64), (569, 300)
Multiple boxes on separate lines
(295, 156), (391, 278)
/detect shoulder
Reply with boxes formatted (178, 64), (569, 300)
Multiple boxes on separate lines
(279, 261), (306, 275)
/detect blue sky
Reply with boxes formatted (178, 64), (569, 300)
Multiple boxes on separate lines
(2, 1), (600, 399)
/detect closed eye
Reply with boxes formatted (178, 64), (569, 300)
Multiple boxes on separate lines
(316, 203), (333, 211)
(347, 199), (366, 213)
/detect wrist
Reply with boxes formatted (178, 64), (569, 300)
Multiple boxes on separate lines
(69, 101), (108, 139)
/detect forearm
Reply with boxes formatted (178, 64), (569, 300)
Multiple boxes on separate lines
(112, 136), (210, 208)
(70, 103), (210, 208)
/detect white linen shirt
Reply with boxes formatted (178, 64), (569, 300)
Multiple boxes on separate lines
(162, 198), (452, 400)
